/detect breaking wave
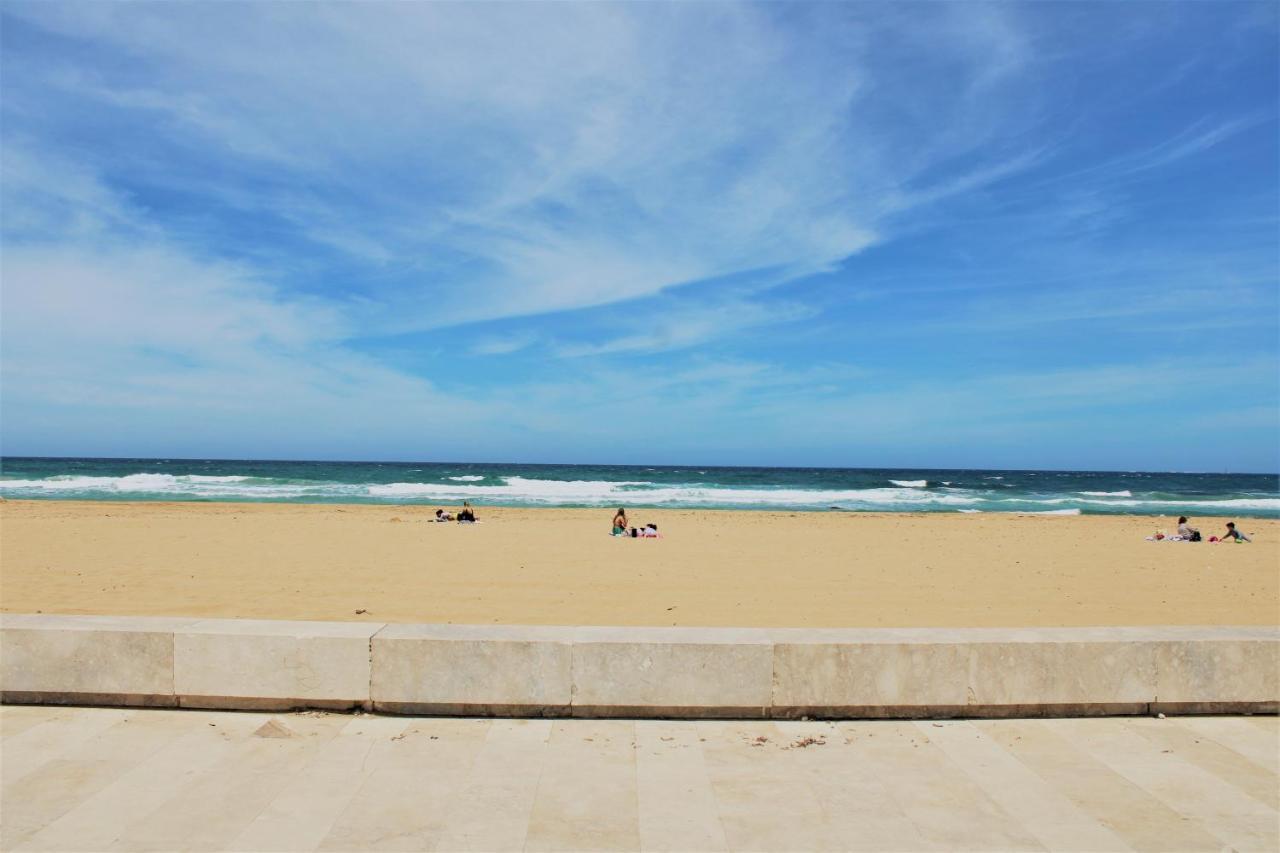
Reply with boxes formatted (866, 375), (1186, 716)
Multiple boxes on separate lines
(0, 464), (1274, 516)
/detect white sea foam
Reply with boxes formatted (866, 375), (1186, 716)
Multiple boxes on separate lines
(367, 478), (654, 501)
(1078, 490), (1133, 497)
(889, 479), (928, 488)
(366, 478), (982, 508)
(0, 473), (355, 499)
(447, 475), (485, 482)
(1189, 497), (1280, 510)
(1007, 496), (1280, 511)
(0, 473), (249, 491)
(1020, 509), (1082, 515)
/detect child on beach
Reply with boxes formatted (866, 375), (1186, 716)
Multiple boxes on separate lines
(1176, 516), (1201, 541)
(1215, 521), (1251, 543)
(434, 509), (454, 522)
(612, 508), (627, 536)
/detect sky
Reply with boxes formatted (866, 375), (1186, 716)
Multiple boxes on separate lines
(1, 1), (1277, 472)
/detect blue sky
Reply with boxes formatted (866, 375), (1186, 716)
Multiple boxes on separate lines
(1, 1), (1277, 471)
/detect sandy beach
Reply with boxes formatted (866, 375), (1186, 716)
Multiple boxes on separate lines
(1, 500), (1275, 628)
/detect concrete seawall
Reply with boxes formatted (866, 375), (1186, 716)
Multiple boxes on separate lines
(2, 614), (1275, 718)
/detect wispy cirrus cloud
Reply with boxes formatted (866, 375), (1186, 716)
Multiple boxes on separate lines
(2, 2), (1043, 331)
(1019, 115), (1271, 195)
(471, 333), (539, 357)
(1133, 115), (1269, 172)
(553, 299), (816, 359)
(0, 242), (533, 459)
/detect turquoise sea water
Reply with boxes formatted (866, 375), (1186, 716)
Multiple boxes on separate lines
(1, 457), (1276, 517)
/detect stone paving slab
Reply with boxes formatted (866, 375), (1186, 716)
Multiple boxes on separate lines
(1, 706), (1275, 852)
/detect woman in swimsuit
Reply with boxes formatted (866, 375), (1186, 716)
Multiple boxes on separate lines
(612, 508), (627, 536)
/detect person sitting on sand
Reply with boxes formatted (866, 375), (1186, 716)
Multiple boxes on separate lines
(1216, 521), (1251, 543)
(458, 501), (476, 523)
(1176, 516), (1201, 541)
(640, 523), (660, 538)
(612, 507), (628, 536)
(435, 509), (454, 522)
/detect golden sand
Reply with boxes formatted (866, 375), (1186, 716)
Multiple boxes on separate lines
(1, 500), (1276, 628)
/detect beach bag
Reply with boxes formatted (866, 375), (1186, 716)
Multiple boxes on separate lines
(1190, 530), (1201, 542)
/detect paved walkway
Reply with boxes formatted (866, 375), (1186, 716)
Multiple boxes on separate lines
(1, 706), (1275, 852)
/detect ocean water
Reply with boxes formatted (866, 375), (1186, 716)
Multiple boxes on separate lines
(0, 457), (1276, 517)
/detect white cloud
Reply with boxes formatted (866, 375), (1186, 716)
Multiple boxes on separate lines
(1019, 115), (1268, 196)
(3, 2), (1042, 332)
(0, 242), (519, 456)
(2, 245), (346, 356)
(471, 333), (538, 357)
(0, 143), (144, 240)
(1124, 115), (1269, 175)
(554, 300), (816, 358)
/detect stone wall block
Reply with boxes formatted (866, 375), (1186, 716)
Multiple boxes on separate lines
(967, 639), (1157, 705)
(371, 624), (574, 711)
(571, 627), (773, 714)
(174, 619), (380, 704)
(1155, 636), (1280, 704)
(0, 614), (190, 697)
(771, 630), (970, 709)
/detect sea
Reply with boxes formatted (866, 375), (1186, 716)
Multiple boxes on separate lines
(0, 457), (1276, 517)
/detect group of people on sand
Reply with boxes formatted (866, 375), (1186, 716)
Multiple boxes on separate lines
(1153, 516), (1252, 543)
(429, 502), (658, 535)
(611, 507), (660, 538)
(433, 501), (477, 523)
